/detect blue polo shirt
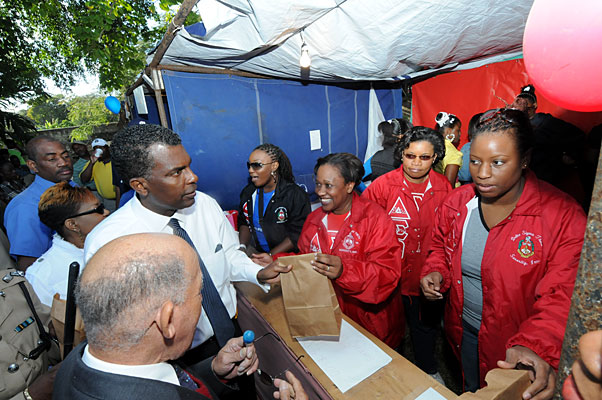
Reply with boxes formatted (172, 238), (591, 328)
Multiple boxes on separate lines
(4, 175), (65, 259)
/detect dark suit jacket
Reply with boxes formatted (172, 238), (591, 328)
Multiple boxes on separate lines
(53, 342), (237, 399)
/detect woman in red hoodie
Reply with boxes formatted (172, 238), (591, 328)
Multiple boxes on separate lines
(297, 153), (403, 348)
(420, 108), (586, 399)
(363, 126), (451, 381)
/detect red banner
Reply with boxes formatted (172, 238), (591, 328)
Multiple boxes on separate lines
(412, 59), (602, 147)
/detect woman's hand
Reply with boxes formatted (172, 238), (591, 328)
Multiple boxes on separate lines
(251, 252), (273, 267)
(311, 253), (343, 279)
(420, 272), (444, 300)
(498, 345), (556, 400)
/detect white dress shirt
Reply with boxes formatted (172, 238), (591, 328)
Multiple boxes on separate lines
(84, 192), (267, 346)
(26, 233), (84, 306)
(82, 344), (180, 386)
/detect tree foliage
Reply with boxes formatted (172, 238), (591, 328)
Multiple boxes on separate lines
(0, 0), (202, 101)
(26, 95), (69, 126)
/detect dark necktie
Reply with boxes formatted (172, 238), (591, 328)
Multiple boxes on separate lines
(173, 365), (215, 399)
(168, 218), (235, 347)
(173, 364), (199, 390)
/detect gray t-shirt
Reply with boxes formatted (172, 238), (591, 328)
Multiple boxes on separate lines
(461, 201), (489, 329)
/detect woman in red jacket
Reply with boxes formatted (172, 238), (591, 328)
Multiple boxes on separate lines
(363, 126), (451, 380)
(297, 153), (403, 348)
(420, 108), (586, 399)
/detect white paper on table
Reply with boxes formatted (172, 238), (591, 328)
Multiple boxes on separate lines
(414, 387), (448, 400)
(297, 319), (392, 393)
(309, 129), (321, 150)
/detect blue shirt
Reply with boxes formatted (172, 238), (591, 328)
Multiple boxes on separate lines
(458, 142), (472, 182)
(4, 175), (58, 258)
(252, 189), (274, 252)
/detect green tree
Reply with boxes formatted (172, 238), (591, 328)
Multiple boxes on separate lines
(26, 95), (70, 127)
(67, 95), (119, 140)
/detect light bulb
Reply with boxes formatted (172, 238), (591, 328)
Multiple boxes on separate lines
(300, 43), (311, 68)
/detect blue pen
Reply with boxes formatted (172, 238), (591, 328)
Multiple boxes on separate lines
(243, 330), (255, 345)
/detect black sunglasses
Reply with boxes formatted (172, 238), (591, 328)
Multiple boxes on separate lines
(403, 153), (435, 161)
(253, 332), (305, 386)
(65, 204), (106, 220)
(247, 161), (274, 171)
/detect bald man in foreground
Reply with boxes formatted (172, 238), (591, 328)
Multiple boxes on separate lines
(53, 233), (259, 399)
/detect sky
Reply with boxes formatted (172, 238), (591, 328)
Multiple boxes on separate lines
(5, 74), (101, 113)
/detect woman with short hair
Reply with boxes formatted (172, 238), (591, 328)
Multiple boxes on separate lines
(297, 153), (403, 348)
(363, 126), (451, 379)
(27, 182), (109, 306)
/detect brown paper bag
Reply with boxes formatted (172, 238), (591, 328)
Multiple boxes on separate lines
(278, 253), (342, 340)
(50, 293), (86, 358)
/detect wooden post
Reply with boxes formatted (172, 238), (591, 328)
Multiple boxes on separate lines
(554, 143), (602, 397)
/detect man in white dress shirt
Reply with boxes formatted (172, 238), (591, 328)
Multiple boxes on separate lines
(55, 233), (259, 399)
(83, 124), (290, 376)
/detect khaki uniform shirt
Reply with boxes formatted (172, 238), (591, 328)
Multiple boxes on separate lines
(0, 269), (60, 399)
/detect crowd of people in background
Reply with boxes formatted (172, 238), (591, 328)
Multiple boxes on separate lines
(0, 83), (600, 400)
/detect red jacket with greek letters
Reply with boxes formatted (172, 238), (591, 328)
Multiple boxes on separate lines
(363, 168), (451, 296)
(420, 171), (586, 387)
(297, 193), (404, 348)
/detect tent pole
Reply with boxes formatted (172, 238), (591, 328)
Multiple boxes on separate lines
(554, 141), (602, 398)
(151, 68), (168, 128)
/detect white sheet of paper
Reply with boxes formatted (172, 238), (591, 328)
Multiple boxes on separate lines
(309, 129), (321, 150)
(414, 387), (448, 400)
(297, 319), (392, 393)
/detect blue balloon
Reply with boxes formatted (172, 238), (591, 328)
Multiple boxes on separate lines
(104, 96), (121, 114)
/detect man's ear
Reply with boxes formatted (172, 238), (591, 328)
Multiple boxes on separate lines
(26, 159), (38, 174)
(156, 300), (176, 340)
(129, 177), (149, 197)
(271, 161), (279, 173)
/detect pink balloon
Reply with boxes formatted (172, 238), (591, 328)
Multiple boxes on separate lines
(523, 0), (602, 112)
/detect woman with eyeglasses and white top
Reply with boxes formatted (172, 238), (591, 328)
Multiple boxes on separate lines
(434, 111), (463, 187)
(238, 144), (311, 266)
(26, 182), (110, 306)
(363, 126), (451, 380)
(420, 108), (586, 399)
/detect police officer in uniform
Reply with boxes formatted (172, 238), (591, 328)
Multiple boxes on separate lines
(0, 268), (60, 400)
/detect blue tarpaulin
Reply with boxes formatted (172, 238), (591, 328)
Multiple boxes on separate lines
(161, 71), (402, 209)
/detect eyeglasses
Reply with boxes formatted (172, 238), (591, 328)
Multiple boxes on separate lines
(247, 161), (275, 170)
(64, 204), (106, 220)
(252, 332), (305, 386)
(403, 153), (435, 161)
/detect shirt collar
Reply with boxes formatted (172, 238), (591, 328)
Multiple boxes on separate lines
(130, 193), (197, 230)
(82, 344), (179, 386)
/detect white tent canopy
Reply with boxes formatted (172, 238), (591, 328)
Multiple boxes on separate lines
(153, 0), (533, 82)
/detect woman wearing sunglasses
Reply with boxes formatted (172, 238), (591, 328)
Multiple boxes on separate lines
(420, 108), (586, 399)
(238, 144), (310, 265)
(363, 126), (451, 380)
(26, 182), (109, 306)
(297, 153), (403, 348)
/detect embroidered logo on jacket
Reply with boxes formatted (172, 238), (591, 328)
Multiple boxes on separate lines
(243, 202), (250, 224)
(510, 231), (541, 266)
(388, 197), (410, 258)
(517, 236), (535, 258)
(275, 207), (288, 223)
(310, 233), (321, 253)
(339, 231), (361, 254)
